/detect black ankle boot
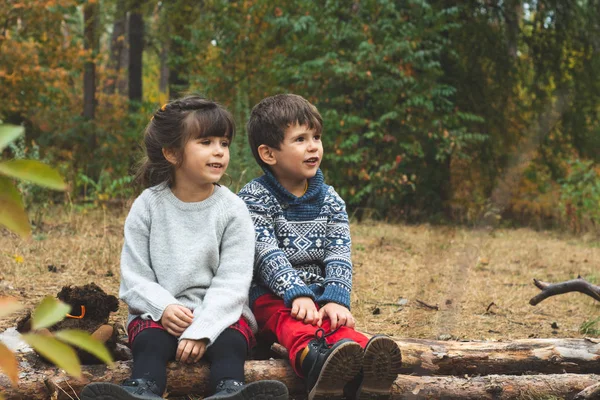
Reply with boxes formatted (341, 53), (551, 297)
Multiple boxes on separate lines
(344, 335), (402, 400)
(204, 379), (289, 399)
(80, 378), (163, 400)
(298, 328), (363, 400)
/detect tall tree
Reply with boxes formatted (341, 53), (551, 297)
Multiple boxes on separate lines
(105, 0), (128, 94)
(83, 1), (98, 120)
(128, 1), (144, 105)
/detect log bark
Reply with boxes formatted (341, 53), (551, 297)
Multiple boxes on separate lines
(393, 373), (600, 399)
(575, 382), (600, 400)
(3, 337), (600, 399)
(395, 337), (600, 375)
(1, 359), (303, 400)
(3, 363), (599, 400)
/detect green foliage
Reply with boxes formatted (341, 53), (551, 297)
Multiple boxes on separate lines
(21, 333), (83, 377)
(6, 134), (58, 227)
(31, 296), (72, 330)
(580, 316), (600, 336)
(2, 0), (600, 227)
(0, 123), (66, 237)
(0, 296), (112, 385)
(77, 171), (135, 204)
(559, 160), (600, 232)
(263, 0), (485, 216)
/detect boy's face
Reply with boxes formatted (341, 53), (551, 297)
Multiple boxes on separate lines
(267, 123), (323, 187)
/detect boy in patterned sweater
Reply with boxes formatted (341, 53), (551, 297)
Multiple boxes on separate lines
(238, 94), (402, 400)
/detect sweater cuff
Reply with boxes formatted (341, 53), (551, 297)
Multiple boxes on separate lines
(146, 297), (182, 322)
(283, 285), (316, 308)
(179, 320), (217, 344)
(317, 284), (351, 309)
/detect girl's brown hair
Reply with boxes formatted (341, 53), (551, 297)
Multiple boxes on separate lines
(136, 95), (235, 188)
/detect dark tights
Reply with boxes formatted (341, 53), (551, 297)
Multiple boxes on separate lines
(131, 328), (247, 395)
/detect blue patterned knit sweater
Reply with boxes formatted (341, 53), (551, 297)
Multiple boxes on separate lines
(238, 169), (353, 309)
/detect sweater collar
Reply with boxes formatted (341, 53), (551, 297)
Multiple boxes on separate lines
(156, 182), (225, 211)
(259, 168), (326, 205)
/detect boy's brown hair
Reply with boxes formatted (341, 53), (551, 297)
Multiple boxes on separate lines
(247, 94), (323, 169)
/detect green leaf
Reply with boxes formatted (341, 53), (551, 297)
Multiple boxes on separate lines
(0, 160), (66, 190)
(21, 334), (81, 377)
(0, 297), (23, 319)
(31, 296), (71, 330)
(54, 330), (113, 365)
(0, 124), (24, 152)
(0, 342), (19, 385)
(0, 176), (30, 237)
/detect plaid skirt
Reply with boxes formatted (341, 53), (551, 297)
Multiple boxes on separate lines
(127, 316), (256, 349)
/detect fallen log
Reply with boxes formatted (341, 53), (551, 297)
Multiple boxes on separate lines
(1, 359), (303, 400)
(3, 337), (600, 399)
(274, 337), (600, 375)
(575, 382), (600, 400)
(395, 337), (600, 375)
(394, 373), (600, 399)
(3, 362), (599, 400)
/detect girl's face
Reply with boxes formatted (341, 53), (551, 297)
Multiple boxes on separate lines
(174, 136), (230, 189)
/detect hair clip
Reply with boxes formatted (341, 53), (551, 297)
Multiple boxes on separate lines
(161, 103), (168, 111)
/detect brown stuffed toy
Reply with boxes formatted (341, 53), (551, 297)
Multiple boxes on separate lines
(17, 282), (121, 364)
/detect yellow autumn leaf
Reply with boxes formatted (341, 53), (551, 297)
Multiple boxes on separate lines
(0, 342), (18, 385)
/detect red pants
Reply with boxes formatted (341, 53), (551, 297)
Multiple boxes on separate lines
(253, 294), (369, 377)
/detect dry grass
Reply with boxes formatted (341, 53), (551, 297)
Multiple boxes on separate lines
(1, 208), (600, 399)
(351, 222), (600, 340)
(2, 207), (599, 340)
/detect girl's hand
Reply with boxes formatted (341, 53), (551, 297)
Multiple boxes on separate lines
(177, 338), (208, 364)
(318, 303), (355, 330)
(161, 304), (194, 337)
(291, 297), (321, 325)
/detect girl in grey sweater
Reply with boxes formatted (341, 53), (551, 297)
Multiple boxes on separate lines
(81, 96), (288, 400)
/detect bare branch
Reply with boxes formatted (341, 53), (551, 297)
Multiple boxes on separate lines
(530, 276), (600, 306)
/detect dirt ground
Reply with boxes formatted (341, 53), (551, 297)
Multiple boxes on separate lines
(1, 207), (600, 398)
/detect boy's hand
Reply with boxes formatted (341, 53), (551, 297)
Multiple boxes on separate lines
(319, 303), (355, 330)
(161, 304), (194, 337)
(291, 297), (321, 325)
(176, 338), (208, 364)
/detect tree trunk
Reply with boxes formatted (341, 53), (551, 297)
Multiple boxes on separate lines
(504, 0), (522, 59)
(158, 27), (169, 103)
(104, 0), (127, 95)
(83, 2), (97, 120)
(128, 4), (144, 106)
(3, 337), (600, 399)
(118, 14), (129, 95)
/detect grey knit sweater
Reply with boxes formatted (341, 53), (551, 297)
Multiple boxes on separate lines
(119, 183), (258, 344)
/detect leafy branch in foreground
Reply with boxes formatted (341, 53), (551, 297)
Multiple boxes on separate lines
(0, 296), (113, 392)
(0, 123), (66, 238)
(0, 123), (111, 398)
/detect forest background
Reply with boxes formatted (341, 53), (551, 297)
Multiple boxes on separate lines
(1, 0), (600, 232)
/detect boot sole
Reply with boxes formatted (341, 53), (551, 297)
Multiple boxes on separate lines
(80, 382), (161, 400)
(308, 341), (363, 400)
(357, 336), (402, 400)
(205, 380), (289, 399)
